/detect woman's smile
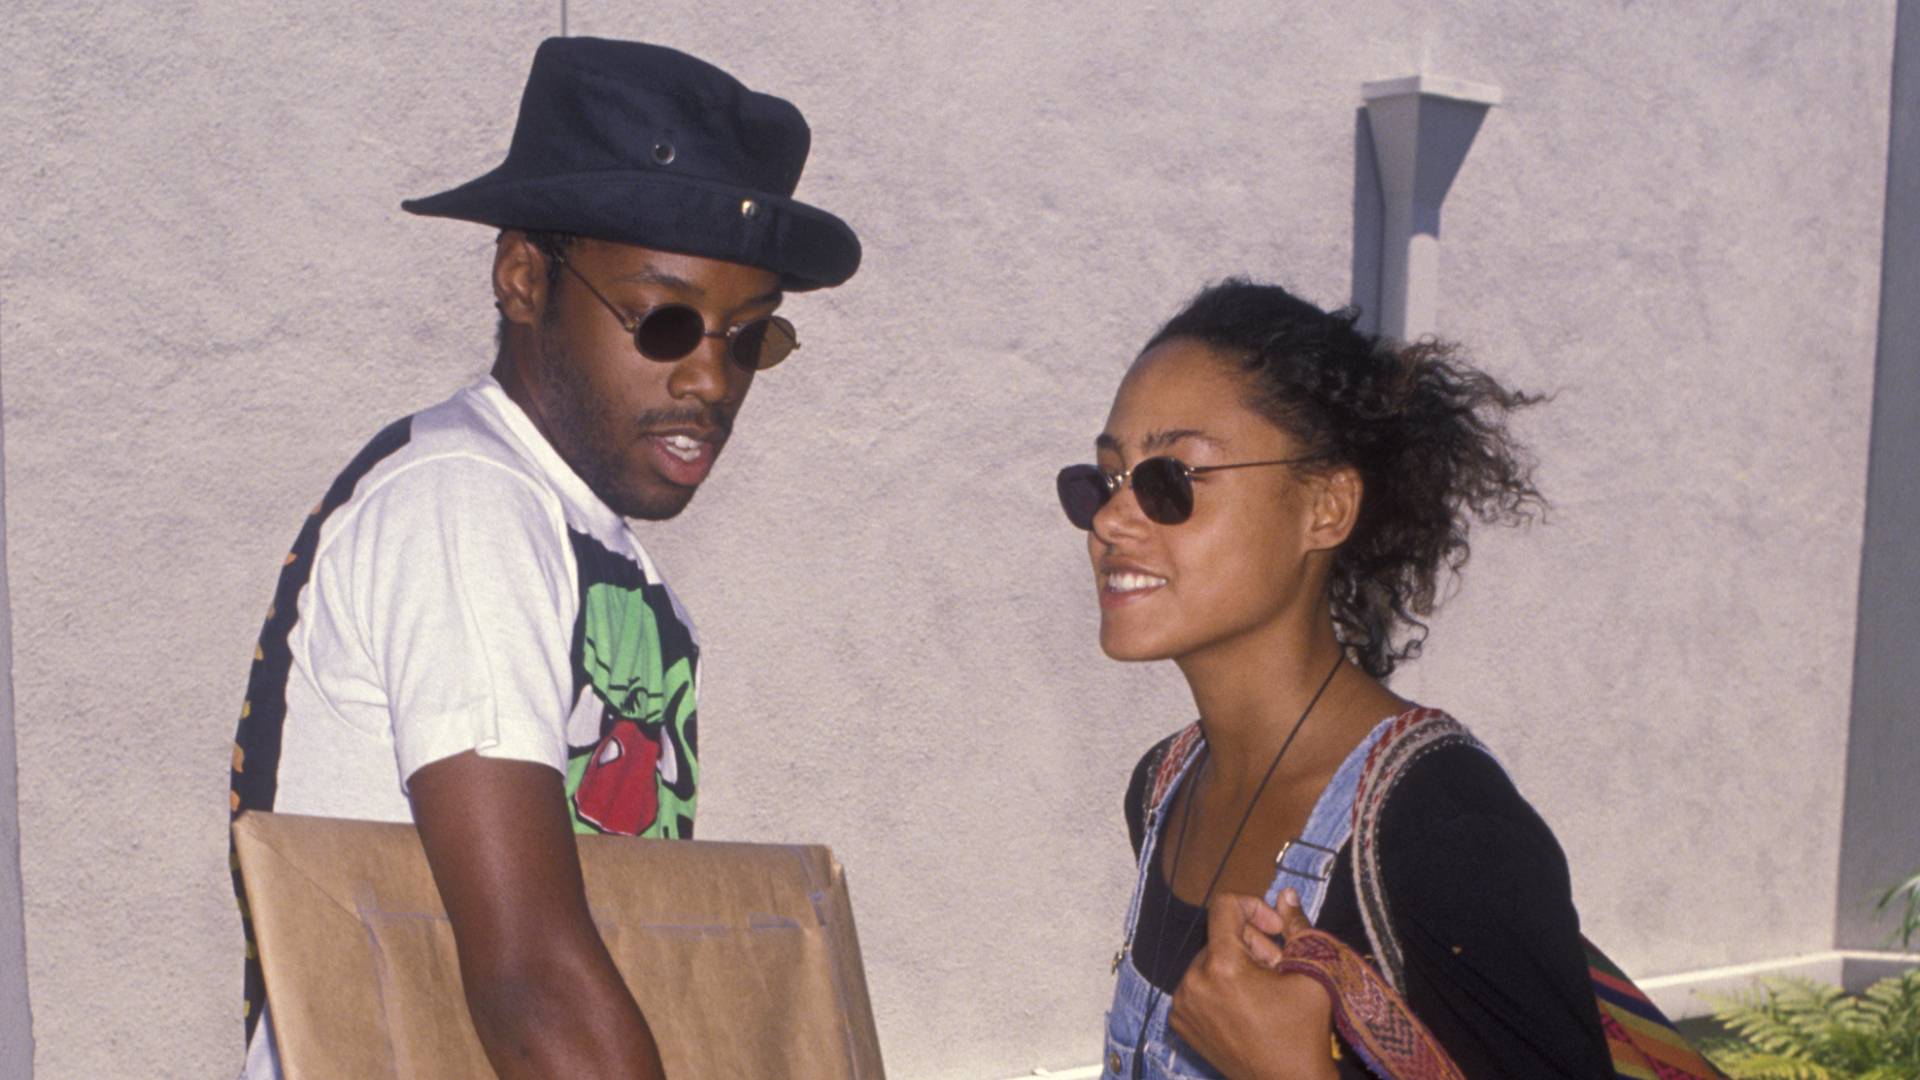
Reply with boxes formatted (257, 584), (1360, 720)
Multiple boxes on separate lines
(1087, 340), (1318, 665)
(1099, 566), (1171, 608)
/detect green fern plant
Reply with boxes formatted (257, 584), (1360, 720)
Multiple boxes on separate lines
(1877, 871), (1920, 952)
(1703, 969), (1920, 1080)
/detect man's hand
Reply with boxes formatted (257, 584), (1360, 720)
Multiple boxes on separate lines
(410, 752), (667, 1080)
(1167, 889), (1338, 1080)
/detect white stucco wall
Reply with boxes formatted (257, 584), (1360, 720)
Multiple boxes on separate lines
(0, 346), (33, 1076)
(0, 3), (1898, 1077)
(1840, 0), (1920, 951)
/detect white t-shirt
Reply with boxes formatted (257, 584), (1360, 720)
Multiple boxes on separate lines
(231, 377), (701, 1078)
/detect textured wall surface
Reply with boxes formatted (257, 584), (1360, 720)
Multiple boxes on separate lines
(1840, 0), (1920, 951)
(1, 372), (32, 1075)
(0, 3), (1899, 1077)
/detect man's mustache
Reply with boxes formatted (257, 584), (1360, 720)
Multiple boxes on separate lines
(632, 406), (733, 439)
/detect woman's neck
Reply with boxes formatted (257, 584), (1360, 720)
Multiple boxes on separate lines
(1178, 618), (1404, 796)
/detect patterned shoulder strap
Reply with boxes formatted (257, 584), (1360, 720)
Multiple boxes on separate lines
(1276, 930), (1466, 1080)
(1350, 708), (1483, 995)
(1142, 722), (1207, 820)
(1350, 710), (1732, 1079)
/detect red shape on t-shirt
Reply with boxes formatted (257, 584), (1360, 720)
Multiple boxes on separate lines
(574, 719), (660, 835)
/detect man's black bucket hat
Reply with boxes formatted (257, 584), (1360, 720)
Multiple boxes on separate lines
(402, 37), (860, 291)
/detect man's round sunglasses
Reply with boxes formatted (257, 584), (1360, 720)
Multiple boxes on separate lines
(553, 252), (799, 371)
(1055, 455), (1311, 530)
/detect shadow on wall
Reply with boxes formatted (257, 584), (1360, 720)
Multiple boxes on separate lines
(1349, 94), (1495, 339)
(1350, 107), (1383, 334)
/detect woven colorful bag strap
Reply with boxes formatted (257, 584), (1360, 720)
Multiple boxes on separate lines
(1275, 929), (1467, 1080)
(1586, 939), (1729, 1080)
(1350, 708), (1476, 994)
(1350, 710), (1729, 1080)
(1147, 722), (1206, 815)
(1141, 722), (1207, 820)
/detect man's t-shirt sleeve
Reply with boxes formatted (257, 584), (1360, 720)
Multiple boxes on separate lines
(332, 455), (578, 789)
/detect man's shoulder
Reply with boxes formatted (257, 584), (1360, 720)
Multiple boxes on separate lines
(401, 380), (552, 481)
(310, 384), (569, 553)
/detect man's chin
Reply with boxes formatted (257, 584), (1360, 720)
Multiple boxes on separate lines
(572, 449), (704, 520)
(606, 481), (700, 522)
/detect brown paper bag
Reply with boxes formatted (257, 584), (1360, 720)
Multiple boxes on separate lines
(233, 811), (886, 1079)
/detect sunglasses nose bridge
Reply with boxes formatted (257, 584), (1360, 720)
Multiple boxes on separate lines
(1091, 472), (1158, 536)
(662, 333), (739, 405)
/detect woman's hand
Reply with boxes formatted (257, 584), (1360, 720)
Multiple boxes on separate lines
(1167, 889), (1338, 1080)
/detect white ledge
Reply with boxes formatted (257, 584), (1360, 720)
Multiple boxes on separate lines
(1638, 949), (1920, 1020)
(1362, 73), (1504, 106)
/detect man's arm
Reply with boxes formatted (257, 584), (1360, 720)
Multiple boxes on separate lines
(410, 752), (666, 1080)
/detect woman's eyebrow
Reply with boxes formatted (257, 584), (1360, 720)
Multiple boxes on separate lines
(1095, 429), (1226, 454)
(1142, 428), (1225, 452)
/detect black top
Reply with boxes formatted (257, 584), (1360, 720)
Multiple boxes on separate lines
(1123, 735), (1614, 1080)
(1130, 848), (1211, 994)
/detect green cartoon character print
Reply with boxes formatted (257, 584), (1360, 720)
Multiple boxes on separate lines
(564, 534), (700, 838)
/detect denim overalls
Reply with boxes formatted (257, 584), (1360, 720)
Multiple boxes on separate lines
(1098, 718), (1392, 1080)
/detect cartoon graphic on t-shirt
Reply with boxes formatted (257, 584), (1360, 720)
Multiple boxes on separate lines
(576, 719), (662, 834)
(563, 540), (700, 839)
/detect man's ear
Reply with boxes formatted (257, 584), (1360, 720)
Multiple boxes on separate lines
(492, 230), (548, 328)
(1304, 465), (1363, 552)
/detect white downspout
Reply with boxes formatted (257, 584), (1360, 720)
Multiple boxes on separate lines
(1363, 74), (1502, 342)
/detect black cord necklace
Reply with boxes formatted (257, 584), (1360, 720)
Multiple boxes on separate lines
(1130, 652), (1345, 1078)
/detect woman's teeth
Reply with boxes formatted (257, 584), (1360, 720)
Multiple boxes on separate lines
(1105, 572), (1168, 593)
(661, 435), (705, 462)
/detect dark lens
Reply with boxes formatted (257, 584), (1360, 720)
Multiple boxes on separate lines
(1130, 457), (1194, 525)
(1056, 465), (1109, 530)
(634, 305), (705, 361)
(730, 316), (798, 371)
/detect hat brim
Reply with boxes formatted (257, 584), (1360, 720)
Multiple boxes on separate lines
(401, 168), (860, 292)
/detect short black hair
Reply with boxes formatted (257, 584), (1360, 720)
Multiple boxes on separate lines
(1145, 280), (1547, 679)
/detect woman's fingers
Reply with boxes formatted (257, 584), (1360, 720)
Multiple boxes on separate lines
(1209, 889), (1326, 974)
(1203, 893), (1258, 957)
(1213, 891), (1291, 968)
(1240, 894), (1289, 936)
(1236, 888), (1320, 969)
(1274, 887), (1314, 937)
(1240, 921), (1287, 968)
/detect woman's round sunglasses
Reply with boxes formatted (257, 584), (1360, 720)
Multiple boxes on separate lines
(554, 252), (799, 371)
(1055, 455), (1311, 530)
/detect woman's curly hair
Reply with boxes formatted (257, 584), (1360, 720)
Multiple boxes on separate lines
(1144, 279), (1546, 679)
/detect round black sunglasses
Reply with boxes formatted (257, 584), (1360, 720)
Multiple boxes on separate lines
(554, 252), (799, 371)
(1055, 455), (1311, 529)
